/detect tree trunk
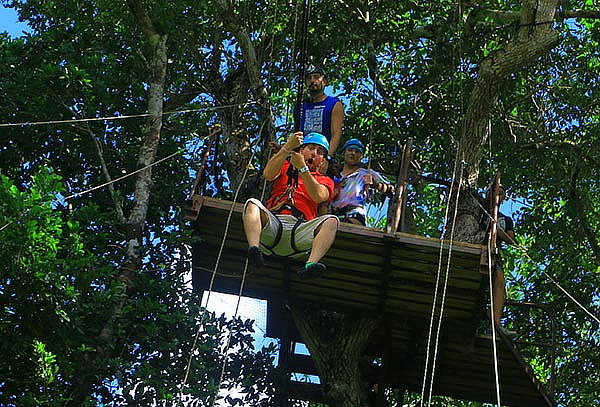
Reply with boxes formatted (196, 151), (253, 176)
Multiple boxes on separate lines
(214, 0), (277, 195)
(455, 0), (560, 241)
(65, 0), (167, 406)
(65, 2), (169, 405)
(291, 307), (380, 407)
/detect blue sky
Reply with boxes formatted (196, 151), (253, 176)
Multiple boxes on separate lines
(0, 4), (30, 37)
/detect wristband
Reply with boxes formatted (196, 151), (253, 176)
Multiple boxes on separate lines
(299, 165), (310, 174)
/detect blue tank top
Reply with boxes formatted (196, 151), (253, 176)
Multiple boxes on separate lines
(294, 95), (340, 141)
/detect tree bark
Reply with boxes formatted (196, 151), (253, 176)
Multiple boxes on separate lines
(65, 2), (168, 403)
(123, 0), (168, 273)
(291, 307), (380, 407)
(455, 0), (561, 243)
(213, 0), (277, 194)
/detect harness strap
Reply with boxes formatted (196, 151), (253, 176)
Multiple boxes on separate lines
(260, 204), (307, 258)
(290, 216), (304, 253)
(286, 161), (299, 189)
(260, 215), (283, 252)
(272, 203), (306, 220)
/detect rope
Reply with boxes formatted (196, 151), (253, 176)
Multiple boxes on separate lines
(181, 147), (256, 393)
(283, 0), (301, 135)
(287, 0), (312, 186)
(487, 231), (503, 407)
(0, 101), (258, 128)
(420, 3), (466, 400)
(419, 147), (461, 406)
(63, 149), (183, 201)
(365, 77), (377, 199)
(209, 258), (251, 407)
(295, 0), (311, 120)
(427, 160), (464, 406)
(0, 220), (15, 233)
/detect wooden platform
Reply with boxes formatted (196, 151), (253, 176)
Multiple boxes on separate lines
(190, 196), (554, 407)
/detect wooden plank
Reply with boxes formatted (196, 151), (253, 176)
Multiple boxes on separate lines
(196, 197), (483, 253)
(191, 198), (554, 406)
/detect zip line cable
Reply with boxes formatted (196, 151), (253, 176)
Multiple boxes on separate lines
(0, 124), (215, 232)
(0, 101), (258, 128)
(0, 147), (185, 232)
(63, 149), (184, 201)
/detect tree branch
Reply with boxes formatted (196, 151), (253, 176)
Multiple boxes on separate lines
(569, 167), (600, 264)
(214, 0), (276, 142)
(460, 0), (561, 186)
(561, 9), (600, 20)
(83, 123), (126, 224)
(520, 141), (600, 168)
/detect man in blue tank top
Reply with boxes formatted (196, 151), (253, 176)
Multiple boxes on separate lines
(293, 65), (344, 166)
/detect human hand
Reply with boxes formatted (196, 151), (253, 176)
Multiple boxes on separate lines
(289, 151), (306, 170)
(385, 184), (395, 198)
(285, 131), (303, 151)
(319, 158), (329, 174)
(362, 172), (374, 194)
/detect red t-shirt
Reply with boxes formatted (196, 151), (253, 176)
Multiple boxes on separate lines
(266, 161), (334, 220)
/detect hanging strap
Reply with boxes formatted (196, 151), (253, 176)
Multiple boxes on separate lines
(287, 0), (312, 188)
(286, 160), (299, 191)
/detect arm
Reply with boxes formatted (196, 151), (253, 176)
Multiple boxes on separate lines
(289, 152), (330, 204)
(300, 170), (331, 203)
(497, 216), (515, 245)
(328, 101), (344, 156)
(498, 228), (515, 245)
(263, 132), (303, 181)
(367, 171), (395, 196)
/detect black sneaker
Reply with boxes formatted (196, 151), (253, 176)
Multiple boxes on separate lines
(297, 262), (326, 280)
(247, 246), (264, 270)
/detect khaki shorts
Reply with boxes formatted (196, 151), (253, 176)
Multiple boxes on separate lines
(243, 198), (339, 259)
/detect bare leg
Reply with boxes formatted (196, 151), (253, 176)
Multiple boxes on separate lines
(243, 202), (268, 247)
(492, 268), (505, 326)
(307, 218), (338, 263)
(347, 218), (363, 225)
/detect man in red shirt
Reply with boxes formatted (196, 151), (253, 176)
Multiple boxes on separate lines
(243, 132), (339, 278)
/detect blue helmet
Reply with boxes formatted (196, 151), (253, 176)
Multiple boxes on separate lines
(342, 138), (364, 153)
(302, 132), (330, 155)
